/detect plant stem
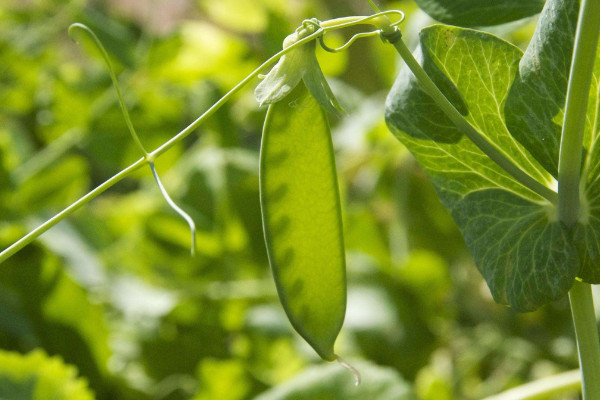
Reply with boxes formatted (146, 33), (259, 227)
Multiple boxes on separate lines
(482, 370), (580, 400)
(0, 28), (326, 265)
(69, 23), (149, 156)
(557, 0), (600, 227)
(554, 0), (600, 398)
(0, 159), (146, 263)
(386, 35), (557, 204)
(569, 281), (600, 399)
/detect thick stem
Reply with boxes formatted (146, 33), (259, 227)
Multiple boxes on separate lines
(388, 37), (557, 204)
(557, 0), (600, 227)
(556, 0), (600, 398)
(569, 281), (600, 399)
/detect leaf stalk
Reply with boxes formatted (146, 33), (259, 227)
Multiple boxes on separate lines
(556, 0), (600, 397)
(569, 281), (600, 399)
(557, 0), (600, 227)
(384, 33), (557, 204)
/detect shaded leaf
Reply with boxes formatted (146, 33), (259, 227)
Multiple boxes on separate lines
(505, 0), (579, 178)
(414, 0), (544, 27)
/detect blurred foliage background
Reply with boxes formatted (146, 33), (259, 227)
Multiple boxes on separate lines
(0, 0), (586, 399)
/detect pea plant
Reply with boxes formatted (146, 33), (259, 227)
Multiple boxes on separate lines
(1, 0), (600, 398)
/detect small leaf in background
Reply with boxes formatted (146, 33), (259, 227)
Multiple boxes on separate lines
(0, 349), (95, 400)
(254, 360), (417, 400)
(260, 83), (346, 360)
(414, 0), (545, 27)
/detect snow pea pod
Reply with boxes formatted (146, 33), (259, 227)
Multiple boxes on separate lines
(260, 83), (346, 361)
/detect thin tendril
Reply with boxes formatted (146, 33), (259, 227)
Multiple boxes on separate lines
(319, 30), (380, 53)
(318, 10), (405, 53)
(336, 355), (361, 386)
(68, 23), (149, 156)
(149, 162), (197, 256)
(320, 10), (405, 30)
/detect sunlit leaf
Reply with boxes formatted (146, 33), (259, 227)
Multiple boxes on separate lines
(0, 349), (94, 400)
(385, 20), (578, 311)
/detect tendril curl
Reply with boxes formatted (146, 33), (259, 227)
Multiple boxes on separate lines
(314, 10), (405, 53)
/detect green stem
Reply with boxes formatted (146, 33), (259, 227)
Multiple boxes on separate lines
(555, 0), (600, 398)
(386, 35), (557, 203)
(569, 281), (600, 399)
(557, 0), (600, 227)
(0, 28), (326, 265)
(0, 159), (146, 263)
(147, 29), (324, 160)
(482, 370), (580, 400)
(69, 23), (149, 156)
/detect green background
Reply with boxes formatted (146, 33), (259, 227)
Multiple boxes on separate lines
(0, 0), (584, 398)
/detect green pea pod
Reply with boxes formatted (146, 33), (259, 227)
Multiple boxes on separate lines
(260, 83), (346, 361)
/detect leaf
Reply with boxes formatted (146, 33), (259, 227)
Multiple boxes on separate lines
(0, 250), (111, 395)
(0, 349), (95, 400)
(575, 34), (600, 282)
(505, 0), (579, 178)
(260, 83), (346, 360)
(254, 361), (417, 400)
(414, 0), (545, 27)
(255, 28), (343, 115)
(384, 24), (579, 311)
(502, 0), (600, 283)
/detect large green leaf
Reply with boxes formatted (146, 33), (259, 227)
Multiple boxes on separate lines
(254, 361), (416, 400)
(385, 21), (579, 311)
(260, 83), (346, 360)
(414, 0), (545, 27)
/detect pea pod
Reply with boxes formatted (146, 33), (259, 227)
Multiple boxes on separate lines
(260, 83), (346, 361)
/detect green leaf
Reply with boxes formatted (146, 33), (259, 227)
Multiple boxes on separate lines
(254, 361), (417, 400)
(255, 27), (342, 115)
(385, 24), (578, 311)
(260, 83), (346, 360)
(505, 0), (579, 178)
(0, 250), (111, 395)
(0, 349), (95, 400)
(501, 0), (600, 283)
(414, 0), (545, 27)
(575, 34), (600, 282)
